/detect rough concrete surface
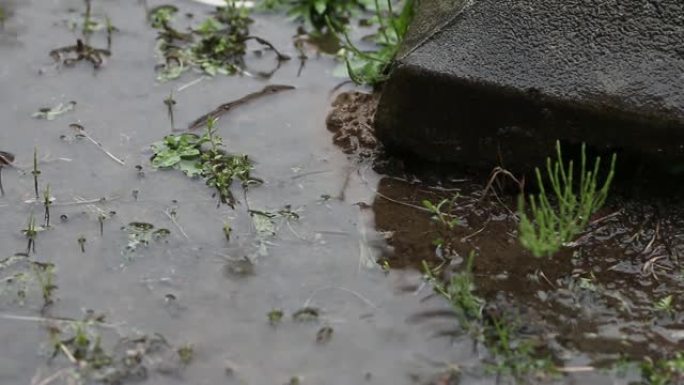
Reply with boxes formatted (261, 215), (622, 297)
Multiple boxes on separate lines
(375, 0), (684, 175)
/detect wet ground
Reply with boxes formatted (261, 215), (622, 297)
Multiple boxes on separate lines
(1, 1), (683, 385)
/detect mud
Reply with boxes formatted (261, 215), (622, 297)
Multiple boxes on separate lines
(325, 91), (379, 156)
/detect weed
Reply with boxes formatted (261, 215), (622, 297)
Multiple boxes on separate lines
(654, 295), (675, 317)
(518, 141), (617, 257)
(261, 0), (367, 32)
(0, 5), (5, 28)
(151, 118), (261, 207)
(50, 1), (112, 69)
(123, 222), (171, 254)
(43, 184), (52, 228)
(484, 314), (556, 380)
(22, 212), (40, 254)
(331, 0), (413, 86)
(424, 251), (556, 381)
(151, 0), (288, 81)
(268, 309), (284, 325)
(164, 91), (176, 130)
(641, 353), (684, 385)
(177, 344), (194, 365)
(78, 236), (87, 253)
(0, 151), (14, 196)
(32, 101), (76, 120)
(423, 251), (483, 328)
(45, 314), (193, 383)
(223, 223), (232, 242)
(32, 148), (41, 200)
(422, 195), (460, 255)
(32, 261), (57, 309)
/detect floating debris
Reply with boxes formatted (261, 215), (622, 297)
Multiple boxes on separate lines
(0, 151), (14, 196)
(31, 101), (76, 120)
(123, 222), (171, 254)
(292, 307), (319, 322)
(315, 326), (333, 344)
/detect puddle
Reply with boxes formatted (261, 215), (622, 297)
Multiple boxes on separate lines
(1, 1), (682, 385)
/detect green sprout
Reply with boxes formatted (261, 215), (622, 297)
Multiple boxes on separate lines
(518, 141), (616, 257)
(43, 184), (52, 228)
(32, 261), (57, 308)
(641, 353), (684, 385)
(22, 212), (39, 254)
(32, 148), (41, 200)
(330, 0), (414, 86)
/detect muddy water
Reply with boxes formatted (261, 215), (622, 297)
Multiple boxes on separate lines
(0, 1), (472, 384)
(1, 1), (681, 385)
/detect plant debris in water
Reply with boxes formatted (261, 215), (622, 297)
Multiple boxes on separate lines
(150, 0), (290, 81)
(32, 101), (76, 120)
(50, 1), (113, 69)
(423, 252), (556, 381)
(44, 313), (193, 384)
(151, 118), (261, 207)
(123, 222), (171, 254)
(0, 255), (56, 308)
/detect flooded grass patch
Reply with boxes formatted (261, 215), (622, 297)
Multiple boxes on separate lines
(372, 164), (684, 382)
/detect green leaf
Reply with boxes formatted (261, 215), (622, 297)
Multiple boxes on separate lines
(313, 0), (327, 15)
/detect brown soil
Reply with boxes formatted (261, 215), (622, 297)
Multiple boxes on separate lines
(325, 91), (379, 156)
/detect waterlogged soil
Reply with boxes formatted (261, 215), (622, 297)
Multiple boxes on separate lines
(1, 1), (682, 385)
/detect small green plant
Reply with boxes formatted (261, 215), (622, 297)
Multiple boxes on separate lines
(151, 0), (288, 81)
(641, 353), (684, 385)
(46, 314), (193, 383)
(32, 148), (41, 200)
(32, 261), (57, 309)
(151, 118), (261, 207)
(518, 141), (617, 257)
(22, 212), (40, 254)
(0, 151), (14, 196)
(485, 315), (556, 380)
(164, 91), (176, 130)
(268, 309), (284, 325)
(78, 236), (87, 253)
(654, 295), (675, 317)
(43, 184), (52, 228)
(31, 101), (76, 120)
(123, 222), (171, 254)
(50, 0), (112, 69)
(177, 344), (194, 365)
(261, 0), (367, 32)
(331, 0), (413, 86)
(423, 251), (483, 328)
(422, 195), (460, 253)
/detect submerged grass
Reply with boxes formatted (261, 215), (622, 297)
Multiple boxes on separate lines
(518, 141), (617, 257)
(151, 118), (260, 207)
(45, 313), (193, 384)
(641, 353), (684, 385)
(423, 251), (556, 381)
(151, 0), (289, 81)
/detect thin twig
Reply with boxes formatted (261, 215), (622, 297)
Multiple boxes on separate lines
(70, 124), (125, 166)
(164, 209), (189, 240)
(460, 220), (489, 242)
(303, 286), (377, 309)
(0, 313), (120, 329)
